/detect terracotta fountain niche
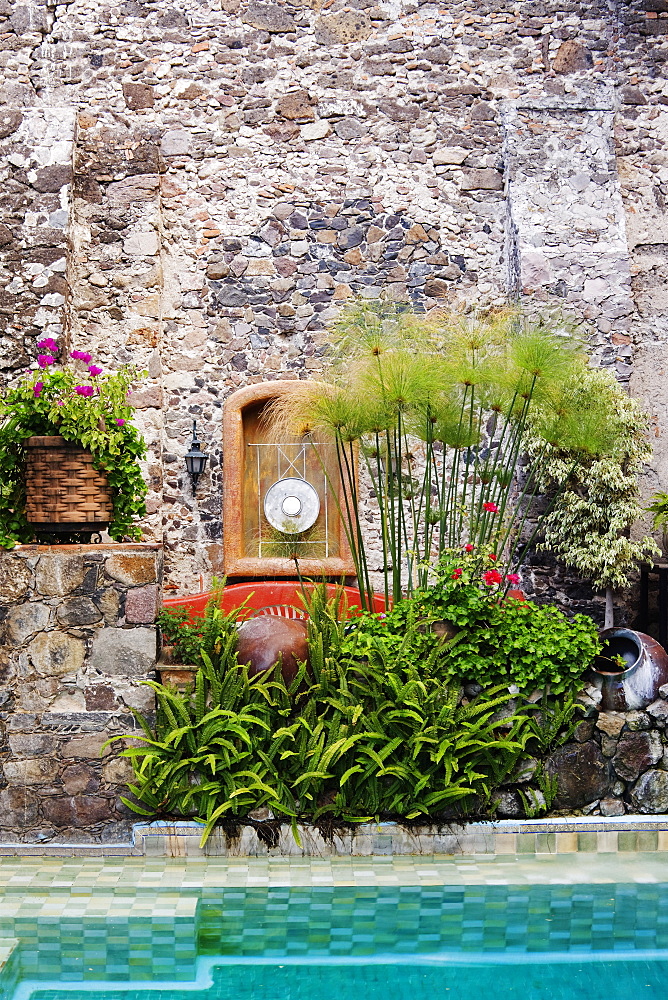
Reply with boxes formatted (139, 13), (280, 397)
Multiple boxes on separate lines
(222, 381), (355, 578)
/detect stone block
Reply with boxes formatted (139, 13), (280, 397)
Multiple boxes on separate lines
(545, 741), (613, 808)
(612, 730), (663, 781)
(552, 40), (592, 73)
(241, 3), (295, 32)
(596, 712), (626, 737)
(315, 10), (373, 45)
(600, 797), (626, 816)
(632, 768), (668, 813)
(161, 130), (190, 156)
(0, 787), (39, 828)
(88, 627), (156, 677)
(62, 764), (101, 795)
(647, 699), (668, 725)
(106, 552), (158, 586)
(102, 756), (134, 785)
(56, 597), (102, 626)
(8, 733), (55, 755)
(300, 121), (331, 141)
(107, 175), (159, 204)
(126, 387), (162, 410)
(27, 632), (86, 677)
(43, 794), (114, 828)
(122, 83), (155, 110)
(118, 683), (156, 713)
(3, 757), (56, 785)
(61, 732), (112, 758)
(123, 232), (160, 256)
(460, 169), (503, 191)
(5, 602), (51, 643)
(276, 90), (315, 121)
(32, 165), (72, 192)
(0, 555), (31, 602)
(35, 553), (86, 597)
(84, 684), (118, 711)
(433, 147), (469, 166)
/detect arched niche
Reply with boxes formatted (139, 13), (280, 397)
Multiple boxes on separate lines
(222, 380), (355, 578)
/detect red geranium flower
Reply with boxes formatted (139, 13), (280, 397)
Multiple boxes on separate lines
(488, 553), (497, 561)
(464, 543), (474, 552)
(482, 569), (503, 586)
(451, 568), (463, 580)
(483, 501), (499, 513)
(506, 573), (521, 584)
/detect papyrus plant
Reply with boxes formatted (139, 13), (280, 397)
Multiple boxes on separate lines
(267, 303), (621, 610)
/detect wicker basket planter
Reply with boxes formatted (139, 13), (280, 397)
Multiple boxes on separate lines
(25, 435), (113, 533)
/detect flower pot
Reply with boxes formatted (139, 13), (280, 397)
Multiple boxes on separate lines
(157, 646), (198, 690)
(25, 435), (113, 533)
(590, 627), (668, 711)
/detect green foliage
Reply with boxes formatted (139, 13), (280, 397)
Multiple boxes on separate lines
(116, 584), (597, 844)
(268, 302), (628, 607)
(0, 349), (148, 546)
(647, 491), (668, 532)
(351, 553), (601, 695)
(157, 580), (245, 669)
(526, 366), (659, 590)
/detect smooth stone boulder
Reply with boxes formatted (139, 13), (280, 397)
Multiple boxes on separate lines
(545, 741), (612, 809)
(632, 769), (668, 813)
(236, 616), (309, 684)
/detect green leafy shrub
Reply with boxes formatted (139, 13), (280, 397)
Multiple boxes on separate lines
(119, 583), (599, 843)
(345, 552), (601, 695)
(157, 580), (246, 668)
(114, 594), (544, 844)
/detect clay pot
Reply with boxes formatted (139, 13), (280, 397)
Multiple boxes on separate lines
(236, 616), (309, 684)
(590, 627), (668, 711)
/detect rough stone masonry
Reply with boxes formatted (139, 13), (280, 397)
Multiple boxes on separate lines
(0, 0), (667, 612)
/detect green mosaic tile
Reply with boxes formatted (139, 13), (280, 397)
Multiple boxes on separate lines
(638, 831), (659, 852)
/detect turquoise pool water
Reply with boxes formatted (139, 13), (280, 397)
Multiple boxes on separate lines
(7, 882), (668, 1000)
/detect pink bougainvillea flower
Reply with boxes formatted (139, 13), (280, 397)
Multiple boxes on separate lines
(482, 569), (503, 586)
(37, 354), (55, 368)
(74, 385), (94, 397)
(506, 573), (521, 585)
(37, 337), (58, 352)
(451, 567), (463, 580)
(70, 350), (93, 364)
(464, 543), (474, 552)
(33, 382), (44, 398)
(115, 418), (126, 426)
(88, 365), (103, 377)
(483, 501), (499, 513)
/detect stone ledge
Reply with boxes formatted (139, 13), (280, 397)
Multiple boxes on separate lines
(132, 817), (668, 857)
(3, 815), (668, 857)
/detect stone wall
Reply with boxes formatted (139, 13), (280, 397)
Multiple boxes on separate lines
(0, 544), (162, 843)
(0, 0), (666, 613)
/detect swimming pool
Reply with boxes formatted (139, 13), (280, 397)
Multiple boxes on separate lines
(3, 856), (668, 1000)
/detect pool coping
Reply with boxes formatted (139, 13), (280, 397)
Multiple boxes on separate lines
(2, 815), (668, 857)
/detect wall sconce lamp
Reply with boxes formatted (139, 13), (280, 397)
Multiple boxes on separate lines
(184, 421), (208, 494)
